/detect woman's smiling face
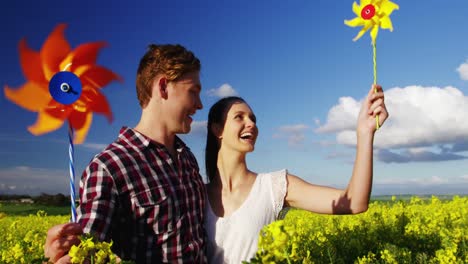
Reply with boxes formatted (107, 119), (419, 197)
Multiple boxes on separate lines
(219, 101), (258, 153)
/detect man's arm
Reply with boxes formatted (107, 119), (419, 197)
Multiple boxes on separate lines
(44, 158), (117, 263)
(78, 158), (117, 241)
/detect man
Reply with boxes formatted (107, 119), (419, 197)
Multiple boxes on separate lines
(44, 44), (207, 263)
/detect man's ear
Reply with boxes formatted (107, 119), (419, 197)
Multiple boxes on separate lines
(211, 124), (223, 139)
(156, 77), (168, 99)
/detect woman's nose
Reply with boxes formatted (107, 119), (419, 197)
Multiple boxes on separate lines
(246, 118), (256, 128)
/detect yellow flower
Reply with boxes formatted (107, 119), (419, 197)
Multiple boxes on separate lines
(12, 244), (24, 260)
(69, 245), (86, 264)
(344, 0), (399, 44)
(68, 234), (121, 264)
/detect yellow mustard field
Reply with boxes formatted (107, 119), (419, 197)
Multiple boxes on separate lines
(1, 196), (467, 263)
(248, 196), (468, 264)
(0, 211), (68, 263)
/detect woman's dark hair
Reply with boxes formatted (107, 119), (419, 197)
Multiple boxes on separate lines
(205, 96), (246, 182)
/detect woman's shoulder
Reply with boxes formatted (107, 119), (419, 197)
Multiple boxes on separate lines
(256, 170), (288, 216)
(258, 169), (288, 179)
(255, 169), (288, 188)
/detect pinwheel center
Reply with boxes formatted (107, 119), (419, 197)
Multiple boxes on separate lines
(60, 83), (71, 93)
(361, 4), (376, 20)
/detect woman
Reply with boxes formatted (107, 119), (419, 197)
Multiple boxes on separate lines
(204, 84), (388, 263)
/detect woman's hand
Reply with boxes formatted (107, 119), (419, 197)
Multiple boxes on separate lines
(357, 84), (389, 134)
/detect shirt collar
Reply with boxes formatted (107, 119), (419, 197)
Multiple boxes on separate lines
(118, 126), (188, 152)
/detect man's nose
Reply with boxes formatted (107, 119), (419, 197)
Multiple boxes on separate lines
(196, 96), (203, 110)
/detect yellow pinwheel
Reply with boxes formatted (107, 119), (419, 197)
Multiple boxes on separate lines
(345, 0), (399, 44)
(344, 0), (398, 129)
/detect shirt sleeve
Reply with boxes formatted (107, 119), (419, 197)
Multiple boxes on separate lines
(77, 157), (117, 241)
(270, 169), (288, 219)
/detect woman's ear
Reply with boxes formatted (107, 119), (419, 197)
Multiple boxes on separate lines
(211, 124), (223, 139)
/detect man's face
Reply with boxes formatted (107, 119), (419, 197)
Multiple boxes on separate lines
(166, 71), (203, 134)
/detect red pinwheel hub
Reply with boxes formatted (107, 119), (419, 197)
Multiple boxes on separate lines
(361, 4), (376, 20)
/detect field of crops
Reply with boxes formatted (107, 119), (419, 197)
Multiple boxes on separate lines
(247, 195), (468, 263)
(0, 210), (68, 263)
(1, 195), (467, 263)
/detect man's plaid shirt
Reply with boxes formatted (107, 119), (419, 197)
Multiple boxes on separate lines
(78, 127), (207, 263)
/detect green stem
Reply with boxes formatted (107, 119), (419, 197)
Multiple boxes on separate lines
(373, 41), (380, 130)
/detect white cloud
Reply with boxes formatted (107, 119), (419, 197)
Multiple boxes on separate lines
(377, 148), (467, 163)
(0, 166), (70, 195)
(190, 120), (207, 136)
(313, 118), (321, 126)
(316, 86), (468, 163)
(456, 60), (468, 80)
(376, 176), (448, 185)
(274, 124), (309, 146)
(79, 143), (108, 151)
(317, 86), (468, 149)
(407, 147), (431, 154)
(312, 169), (468, 195)
(16, 166), (31, 171)
(206, 84), (238, 98)
(325, 151), (353, 161)
(375, 175), (468, 186)
(315, 97), (360, 133)
(372, 175), (468, 195)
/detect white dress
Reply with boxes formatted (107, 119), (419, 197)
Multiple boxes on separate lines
(204, 170), (288, 264)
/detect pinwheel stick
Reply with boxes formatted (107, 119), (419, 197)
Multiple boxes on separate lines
(373, 42), (380, 130)
(68, 122), (77, 222)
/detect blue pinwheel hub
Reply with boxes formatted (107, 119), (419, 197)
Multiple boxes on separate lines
(49, 71), (82, 105)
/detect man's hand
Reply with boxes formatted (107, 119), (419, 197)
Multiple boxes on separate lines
(44, 223), (83, 263)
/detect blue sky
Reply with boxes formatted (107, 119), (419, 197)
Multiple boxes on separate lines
(1, 0), (467, 196)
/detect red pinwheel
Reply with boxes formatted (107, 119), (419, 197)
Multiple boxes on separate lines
(4, 24), (122, 143)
